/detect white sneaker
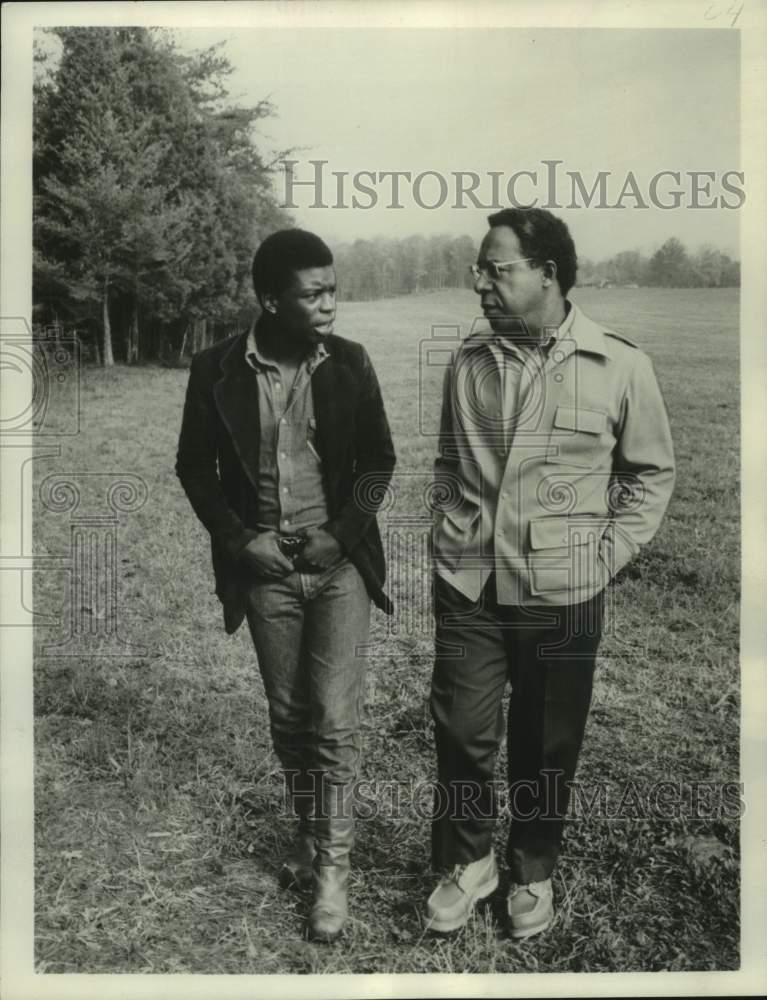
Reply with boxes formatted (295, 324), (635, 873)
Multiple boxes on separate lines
(425, 850), (499, 933)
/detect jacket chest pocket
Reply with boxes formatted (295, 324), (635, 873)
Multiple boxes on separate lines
(546, 406), (607, 468)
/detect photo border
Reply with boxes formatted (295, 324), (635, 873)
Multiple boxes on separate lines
(2, 2), (765, 997)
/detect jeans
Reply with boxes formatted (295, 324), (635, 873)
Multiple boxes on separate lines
(430, 571), (603, 883)
(245, 558), (371, 867)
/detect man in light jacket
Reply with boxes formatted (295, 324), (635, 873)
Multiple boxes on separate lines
(426, 207), (675, 939)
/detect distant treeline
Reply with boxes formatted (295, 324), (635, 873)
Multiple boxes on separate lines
(331, 235), (740, 301)
(578, 240), (740, 289)
(332, 235), (477, 300)
(32, 30), (739, 367)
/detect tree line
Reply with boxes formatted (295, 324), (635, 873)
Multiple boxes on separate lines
(332, 235), (478, 300)
(330, 235), (740, 300)
(33, 29), (740, 366)
(578, 239), (740, 289)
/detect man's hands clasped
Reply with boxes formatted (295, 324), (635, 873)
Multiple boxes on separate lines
(240, 531), (294, 579)
(240, 527), (343, 579)
(294, 527), (343, 572)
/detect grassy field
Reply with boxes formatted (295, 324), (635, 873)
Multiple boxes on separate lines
(33, 287), (740, 973)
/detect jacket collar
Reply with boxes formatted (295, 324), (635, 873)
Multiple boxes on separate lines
(462, 300), (611, 360)
(220, 329), (252, 375)
(566, 302), (612, 359)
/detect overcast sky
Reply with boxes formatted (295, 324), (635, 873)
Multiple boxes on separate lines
(172, 27), (740, 260)
(35, 24), (741, 259)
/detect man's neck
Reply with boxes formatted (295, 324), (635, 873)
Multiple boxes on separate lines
(255, 315), (307, 366)
(504, 297), (567, 344)
(530, 297), (567, 341)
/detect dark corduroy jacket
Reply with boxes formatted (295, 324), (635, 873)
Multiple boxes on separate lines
(176, 329), (396, 633)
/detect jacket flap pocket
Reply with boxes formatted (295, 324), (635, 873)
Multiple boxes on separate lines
(529, 516), (594, 550)
(553, 406), (606, 434)
(530, 516), (611, 550)
(529, 517), (571, 549)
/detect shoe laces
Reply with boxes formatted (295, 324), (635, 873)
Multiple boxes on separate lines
(441, 863), (468, 887)
(509, 879), (548, 899)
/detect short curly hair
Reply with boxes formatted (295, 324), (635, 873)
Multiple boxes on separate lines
(487, 207), (578, 296)
(252, 229), (333, 300)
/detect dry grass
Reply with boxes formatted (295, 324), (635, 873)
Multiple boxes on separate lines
(34, 287), (739, 973)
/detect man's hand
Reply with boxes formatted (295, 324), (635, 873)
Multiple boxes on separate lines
(240, 531), (295, 579)
(294, 527), (343, 572)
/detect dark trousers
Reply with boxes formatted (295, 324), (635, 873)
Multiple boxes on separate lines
(430, 572), (604, 884)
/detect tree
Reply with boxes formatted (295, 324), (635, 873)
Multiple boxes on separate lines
(606, 250), (645, 286)
(647, 238), (694, 288)
(33, 27), (290, 363)
(448, 235), (478, 288)
(720, 256), (740, 287)
(692, 245), (742, 288)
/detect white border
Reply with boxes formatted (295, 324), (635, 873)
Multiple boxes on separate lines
(2, 2), (765, 998)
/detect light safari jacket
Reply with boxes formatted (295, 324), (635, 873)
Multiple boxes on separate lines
(432, 302), (676, 605)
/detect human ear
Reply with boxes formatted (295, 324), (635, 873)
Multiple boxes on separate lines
(542, 260), (557, 287)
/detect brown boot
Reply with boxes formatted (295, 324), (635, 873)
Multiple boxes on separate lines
(307, 864), (349, 942)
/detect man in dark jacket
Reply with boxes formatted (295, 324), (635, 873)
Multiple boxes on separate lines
(176, 229), (396, 942)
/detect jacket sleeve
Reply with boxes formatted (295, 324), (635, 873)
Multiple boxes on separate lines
(324, 346), (396, 553)
(175, 355), (253, 560)
(600, 350), (676, 578)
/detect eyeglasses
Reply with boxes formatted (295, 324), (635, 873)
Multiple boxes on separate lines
(469, 258), (534, 282)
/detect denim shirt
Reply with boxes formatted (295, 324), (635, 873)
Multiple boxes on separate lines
(245, 326), (330, 533)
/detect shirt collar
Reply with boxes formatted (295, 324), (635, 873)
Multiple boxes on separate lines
(245, 320), (329, 373)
